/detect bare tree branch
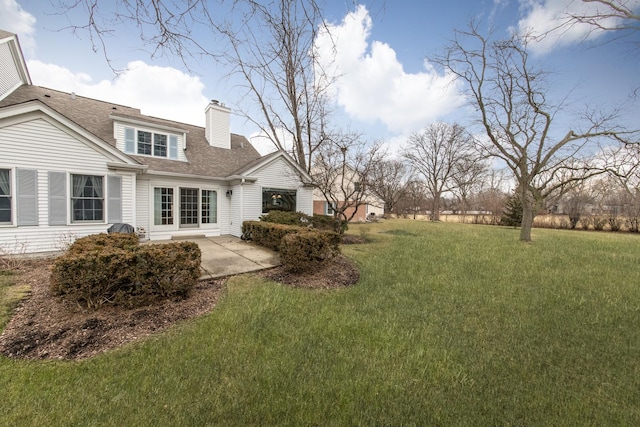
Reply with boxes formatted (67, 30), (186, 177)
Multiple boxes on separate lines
(437, 22), (636, 241)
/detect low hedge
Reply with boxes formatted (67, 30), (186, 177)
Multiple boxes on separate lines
(280, 230), (340, 273)
(242, 221), (302, 251)
(259, 210), (346, 233)
(50, 234), (201, 309)
(67, 232), (139, 254)
(242, 221), (341, 273)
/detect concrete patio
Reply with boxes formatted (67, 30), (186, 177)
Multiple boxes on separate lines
(161, 235), (280, 280)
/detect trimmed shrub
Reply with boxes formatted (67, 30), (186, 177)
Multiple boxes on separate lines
(258, 210), (346, 233)
(280, 230), (340, 273)
(242, 221), (302, 251)
(311, 214), (347, 233)
(50, 235), (201, 309)
(67, 232), (139, 254)
(260, 211), (312, 226)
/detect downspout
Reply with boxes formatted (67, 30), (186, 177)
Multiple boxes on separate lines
(239, 178), (245, 236)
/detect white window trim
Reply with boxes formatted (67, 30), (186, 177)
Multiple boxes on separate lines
(261, 187), (298, 214)
(326, 201), (336, 216)
(123, 125), (181, 160)
(69, 173), (109, 224)
(200, 188), (219, 228)
(150, 184), (221, 231)
(0, 167), (13, 227)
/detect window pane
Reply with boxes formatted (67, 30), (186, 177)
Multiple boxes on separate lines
(180, 188), (199, 226)
(154, 134), (167, 157)
(202, 190), (217, 224)
(262, 188), (296, 213)
(138, 131), (152, 155)
(0, 169), (10, 196)
(0, 197), (10, 222)
(154, 187), (173, 225)
(71, 174), (104, 222)
(0, 169), (10, 223)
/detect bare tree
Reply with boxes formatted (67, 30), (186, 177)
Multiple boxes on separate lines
(403, 122), (474, 221)
(529, 0), (640, 45)
(604, 144), (640, 230)
(561, 183), (595, 228)
(451, 155), (488, 215)
(220, 0), (334, 173)
(367, 159), (409, 216)
(311, 134), (383, 231)
(438, 24), (635, 241)
(55, 0), (336, 173)
(397, 180), (429, 220)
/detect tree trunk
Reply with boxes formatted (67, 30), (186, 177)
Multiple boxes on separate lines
(432, 194), (441, 221)
(520, 199), (534, 242)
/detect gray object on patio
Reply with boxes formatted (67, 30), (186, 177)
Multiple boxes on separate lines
(107, 223), (135, 234)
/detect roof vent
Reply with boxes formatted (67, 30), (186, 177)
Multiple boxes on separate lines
(71, 92), (76, 100)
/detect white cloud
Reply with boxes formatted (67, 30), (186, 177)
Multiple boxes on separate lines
(248, 127), (297, 156)
(0, 0), (37, 54)
(27, 60), (210, 126)
(315, 5), (465, 135)
(517, 0), (640, 55)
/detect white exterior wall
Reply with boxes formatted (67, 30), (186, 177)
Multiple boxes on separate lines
(0, 118), (136, 253)
(205, 102), (230, 149)
(0, 41), (22, 100)
(228, 183), (244, 237)
(229, 157), (313, 236)
(138, 175), (229, 241)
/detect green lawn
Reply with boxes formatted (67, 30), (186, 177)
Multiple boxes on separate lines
(0, 271), (29, 332)
(1, 220), (640, 425)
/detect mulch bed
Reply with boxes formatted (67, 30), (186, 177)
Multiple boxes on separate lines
(0, 255), (359, 360)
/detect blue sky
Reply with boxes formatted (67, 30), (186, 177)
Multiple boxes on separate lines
(1, 0), (639, 154)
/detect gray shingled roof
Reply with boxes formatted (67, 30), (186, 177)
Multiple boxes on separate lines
(0, 85), (262, 178)
(0, 30), (16, 39)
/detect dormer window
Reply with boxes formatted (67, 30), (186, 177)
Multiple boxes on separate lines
(124, 126), (179, 159)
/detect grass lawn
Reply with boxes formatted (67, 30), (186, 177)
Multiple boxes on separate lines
(0, 271), (29, 331)
(1, 220), (639, 425)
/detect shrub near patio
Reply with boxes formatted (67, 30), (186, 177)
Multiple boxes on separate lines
(50, 233), (201, 309)
(242, 211), (342, 272)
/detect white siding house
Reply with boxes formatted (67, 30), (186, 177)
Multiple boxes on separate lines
(0, 30), (313, 254)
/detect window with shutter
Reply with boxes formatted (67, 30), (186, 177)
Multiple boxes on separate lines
(0, 169), (11, 224)
(71, 174), (104, 222)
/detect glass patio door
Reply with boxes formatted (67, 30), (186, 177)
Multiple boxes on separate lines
(180, 187), (199, 228)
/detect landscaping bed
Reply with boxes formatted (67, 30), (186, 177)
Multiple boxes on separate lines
(0, 256), (359, 360)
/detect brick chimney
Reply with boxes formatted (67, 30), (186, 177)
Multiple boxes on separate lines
(205, 100), (231, 149)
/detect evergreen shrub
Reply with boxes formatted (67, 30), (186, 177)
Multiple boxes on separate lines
(50, 233), (200, 309)
(280, 230), (340, 273)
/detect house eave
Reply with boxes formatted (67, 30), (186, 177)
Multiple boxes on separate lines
(109, 114), (190, 134)
(142, 169), (228, 181)
(226, 174), (259, 184)
(106, 162), (148, 173)
(2, 34), (31, 86)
